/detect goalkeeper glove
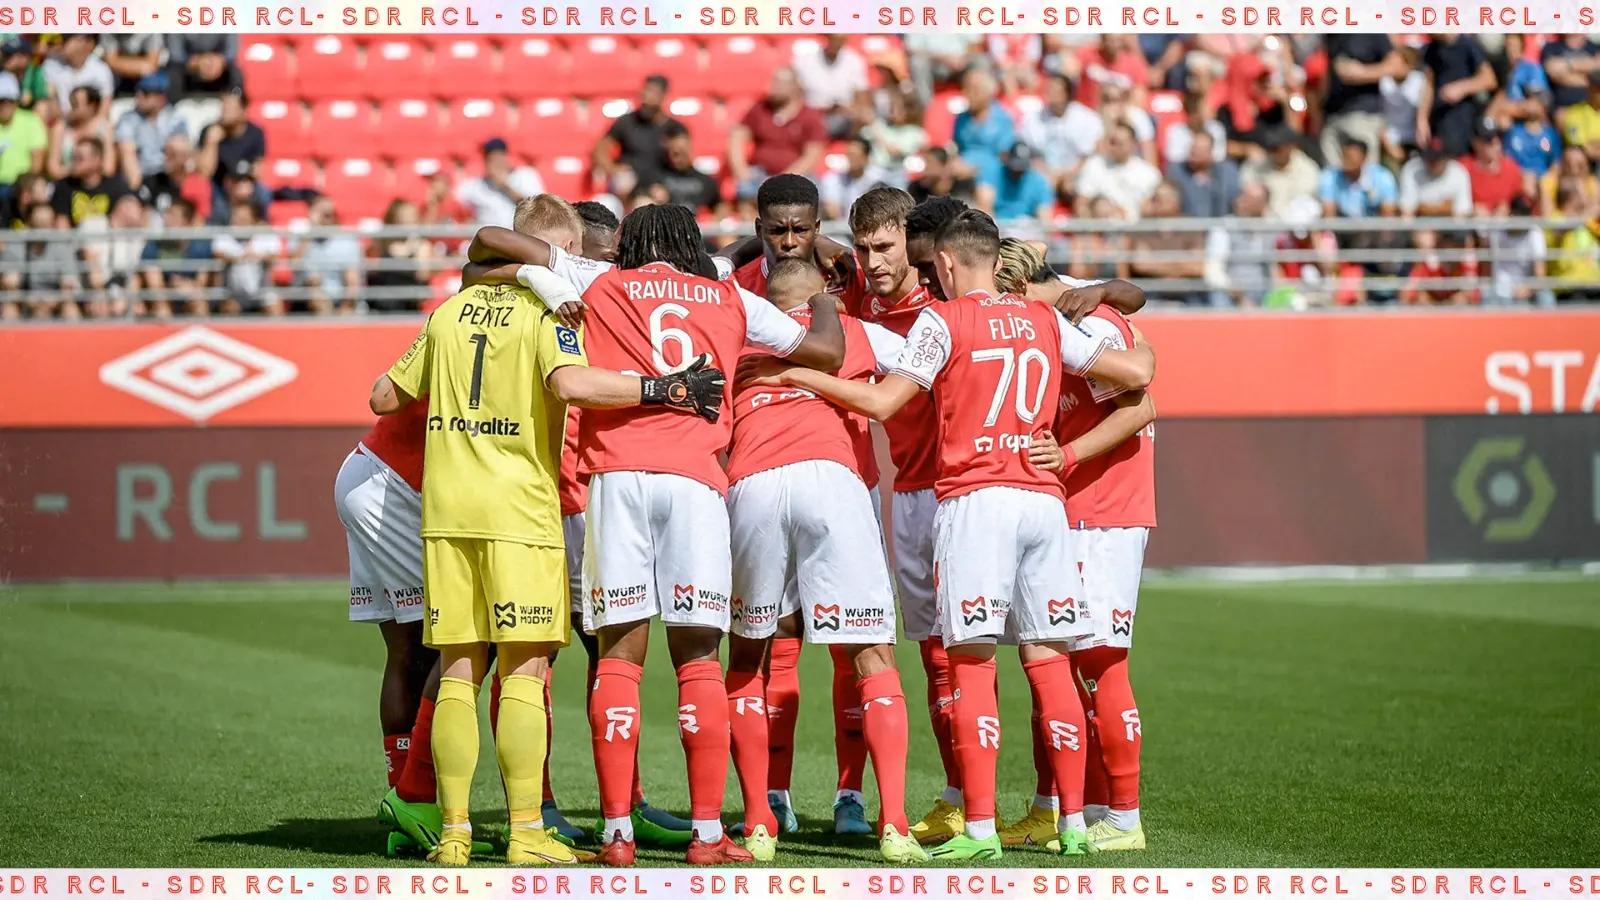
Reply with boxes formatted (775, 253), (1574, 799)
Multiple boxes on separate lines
(641, 353), (726, 423)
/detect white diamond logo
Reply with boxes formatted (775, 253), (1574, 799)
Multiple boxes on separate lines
(99, 327), (299, 421)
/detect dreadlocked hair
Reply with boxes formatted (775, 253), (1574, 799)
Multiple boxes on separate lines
(617, 203), (706, 272)
(904, 195), (969, 243)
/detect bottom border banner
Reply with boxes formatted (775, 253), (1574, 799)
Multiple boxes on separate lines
(0, 870), (1595, 900)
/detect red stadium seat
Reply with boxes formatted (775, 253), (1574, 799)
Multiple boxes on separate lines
(667, 97), (728, 158)
(239, 39), (295, 101)
(440, 97), (514, 160)
(254, 100), (314, 159)
(321, 157), (394, 221)
(640, 38), (709, 94)
(295, 35), (363, 100)
(362, 39), (427, 99)
(567, 36), (648, 98)
(308, 99), (375, 160)
(1147, 90), (1187, 164)
(375, 98), (442, 152)
(431, 38), (502, 99)
(922, 90), (965, 146)
(391, 156), (451, 204)
(702, 36), (784, 101)
(539, 155), (588, 201)
(520, 98), (594, 158)
(501, 37), (573, 94)
(260, 157), (317, 192)
(266, 198), (309, 228)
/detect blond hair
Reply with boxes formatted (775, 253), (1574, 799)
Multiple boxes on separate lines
(995, 237), (1046, 295)
(512, 194), (584, 247)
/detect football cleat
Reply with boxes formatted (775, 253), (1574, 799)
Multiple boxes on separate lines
(507, 827), (590, 865)
(1058, 826), (1094, 856)
(379, 788), (442, 850)
(927, 832), (1003, 861)
(427, 831), (472, 866)
(631, 805), (693, 848)
(833, 796), (873, 835)
(878, 824), (931, 863)
(637, 800), (694, 833)
(1087, 818), (1146, 852)
(742, 824), (778, 861)
(685, 832), (756, 865)
(909, 799), (964, 845)
(541, 801), (588, 844)
(597, 830), (637, 867)
(769, 792), (800, 834)
(999, 804), (1061, 850)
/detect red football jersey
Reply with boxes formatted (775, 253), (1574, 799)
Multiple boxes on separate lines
(1054, 307), (1157, 528)
(557, 406), (586, 517)
(856, 283), (940, 493)
(359, 399), (428, 493)
(732, 254), (866, 316)
(892, 290), (1070, 503)
(726, 309), (891, 486)
(550, 250), (805, 494)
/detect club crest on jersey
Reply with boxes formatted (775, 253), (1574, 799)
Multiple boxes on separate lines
(555, 325), (582, 356)
(961, 596), (988, 626)
(1111, 608), (1134, 636)
(672, 583), (695, 613)
(812, 603), (841, 631)
(1048, 597), (1077, 626)
(493, 601), (516, 629)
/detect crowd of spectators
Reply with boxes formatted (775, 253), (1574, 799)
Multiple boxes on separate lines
(4, 31), (1600, 318)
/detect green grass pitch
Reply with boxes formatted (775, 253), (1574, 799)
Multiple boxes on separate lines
(2, 575), (1597, 867)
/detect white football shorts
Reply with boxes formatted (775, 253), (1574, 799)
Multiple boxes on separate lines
(932, 486), (1090, 646)
(727, 460), (896, 644)
(563, 511), (585, 619)
(1068, 526), (1148, 651)
(334, 447), (424, 624)
(890, 488), (938, 642)
(581, 471), (733, 632)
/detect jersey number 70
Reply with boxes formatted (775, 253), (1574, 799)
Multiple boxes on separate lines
(971, 347), (1050, 427)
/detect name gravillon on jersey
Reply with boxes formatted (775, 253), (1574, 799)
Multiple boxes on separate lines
(625, 279), (725, 305)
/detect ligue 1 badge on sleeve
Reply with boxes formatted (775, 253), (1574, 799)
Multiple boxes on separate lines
(2, 0), (1598, 887)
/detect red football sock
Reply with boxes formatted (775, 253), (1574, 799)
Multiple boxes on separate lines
(857, 668), (910, 833)
(541, 674), (556, 804)
(489, 674), (502, 737)
(918, 639), (961, 791)
(382, 733), (408, 789)
(396, 697), (437, 803)
(765, 637), (802, 791)
(589, 658), (642, 820)
(1030, 708), (1056, 799)
(727, 667), (777, 834)
(830, 645), (868, 794)
(676, 659), (731, 822)
(1077, 647), (1140, 810)
(1023, 655), (1087, 816)
(589, 659), (646, 808)
(948, 653), (999, 822)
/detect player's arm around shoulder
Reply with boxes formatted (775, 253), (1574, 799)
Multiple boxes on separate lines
(1057, 308), (1155, 393)
(785, 292), (848, 372)
(538, 313), (728, 422)
(371, 319), (431, 414)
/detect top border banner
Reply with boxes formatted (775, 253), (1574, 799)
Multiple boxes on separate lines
(11, 0), (1599, 32)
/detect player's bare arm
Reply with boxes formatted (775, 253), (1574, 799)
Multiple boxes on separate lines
(368, 375), (413, 415)
(460, 261), (520, 287)
(1055, 280), (1147, 322)
(1063, 390), (1155, 473)
(779, 293), (847, 372)
(461, 234), (588, 328)
(467, 225), (553, 267)
(1082, 343), (1156, 393)
(1028, 429), (1067, 473)
(751, 365), (923, 423)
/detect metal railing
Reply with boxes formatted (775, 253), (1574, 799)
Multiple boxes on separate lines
(0, 215), (1595, 316)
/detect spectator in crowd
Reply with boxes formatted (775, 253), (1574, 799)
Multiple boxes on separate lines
(1216, 49), (1291, 154)
(1075, 122), (1162, 219)
(199, 88), (264, 188)
(647, 120), (721, 215)
(1167, 130), (1239, 217)
(1206, 182), (1276, 306)
(821, 135), (892, 219)
(114, 72), (187, 191)
(1067, 35), (1149, 109)
(592, 74), (676, 195)
(1320, 34), (1404, 164)
(80, 191), (148, 318)
(207, 160), (267, 225)
(1242, 126), (1322, 220)
(0, 73), (47, 195)
(139, 196), (214, 318)
(165, 34), (242, 99)
(728, 67), (826, 199)
(1541, 34), (1599, 111)
(296, 195), (362, 314)
(2, 202), (82, 319)
(1063, 195), (1128, 284)
(985, 34), (1042, 95)
(2, 37), (49, 110)
(42, 34), (113, 115)
(1550, 182), (1600, 301)
(953, 67), (1016, 182)
(1380, 44), (1427, 162)
(47, 86), (115, 181)
(1320, 136), (1400, 303)
(1419, 36), (1496, 157)
(52, 137), (130, 227)
(419, 171), (461, 225)
(1141, 35), (1192, 94)
(454, 137), (544, 228)
(364, 198), (435, 314)
(908, 146), (977, 204)
(137, 133), (209, 216)
(1460, 120), (1523, 215)
(1487, 193), (1552, 306)
(101, 34), (165, 97)
(793, 35), (870, 138)
(859, 88), (927, 172)
(903, 34), (978, 99)
(1163, 91), (1226, 169)
(1540, 145), (1599, 218)
(1558, 72), (1600, 166)
(1398, 139), (1473, 217)
(3, 172), (50, 229)
(1401, 228), (1480, 305)
(1124, 180), (1207, 304)
(1019, 73), (1100, 196)
(1504, 85), (1563, 182)
(1096, 81), (1157, 163)
(212, 199), (282, 315)
(979, 142), (1053, 220)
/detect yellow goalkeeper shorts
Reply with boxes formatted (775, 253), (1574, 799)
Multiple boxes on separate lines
(422, 537), (570, 647)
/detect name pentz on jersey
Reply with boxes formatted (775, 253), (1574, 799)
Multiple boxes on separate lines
(457, 301), (516, 328)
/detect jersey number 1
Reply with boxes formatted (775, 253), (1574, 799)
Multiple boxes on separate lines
(468, 333), (487, 410)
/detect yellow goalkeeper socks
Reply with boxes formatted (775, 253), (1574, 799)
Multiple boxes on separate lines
(496, 673), (549, 832)
(432, 676), (480, 830)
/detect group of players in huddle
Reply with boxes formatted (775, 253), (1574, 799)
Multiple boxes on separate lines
(333, 174), (1157, 867)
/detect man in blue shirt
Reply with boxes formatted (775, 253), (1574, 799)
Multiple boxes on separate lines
(952, 68), (1015, 184)
(983, 143), (1054, 221)
(1319, 136), (1398, 218)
